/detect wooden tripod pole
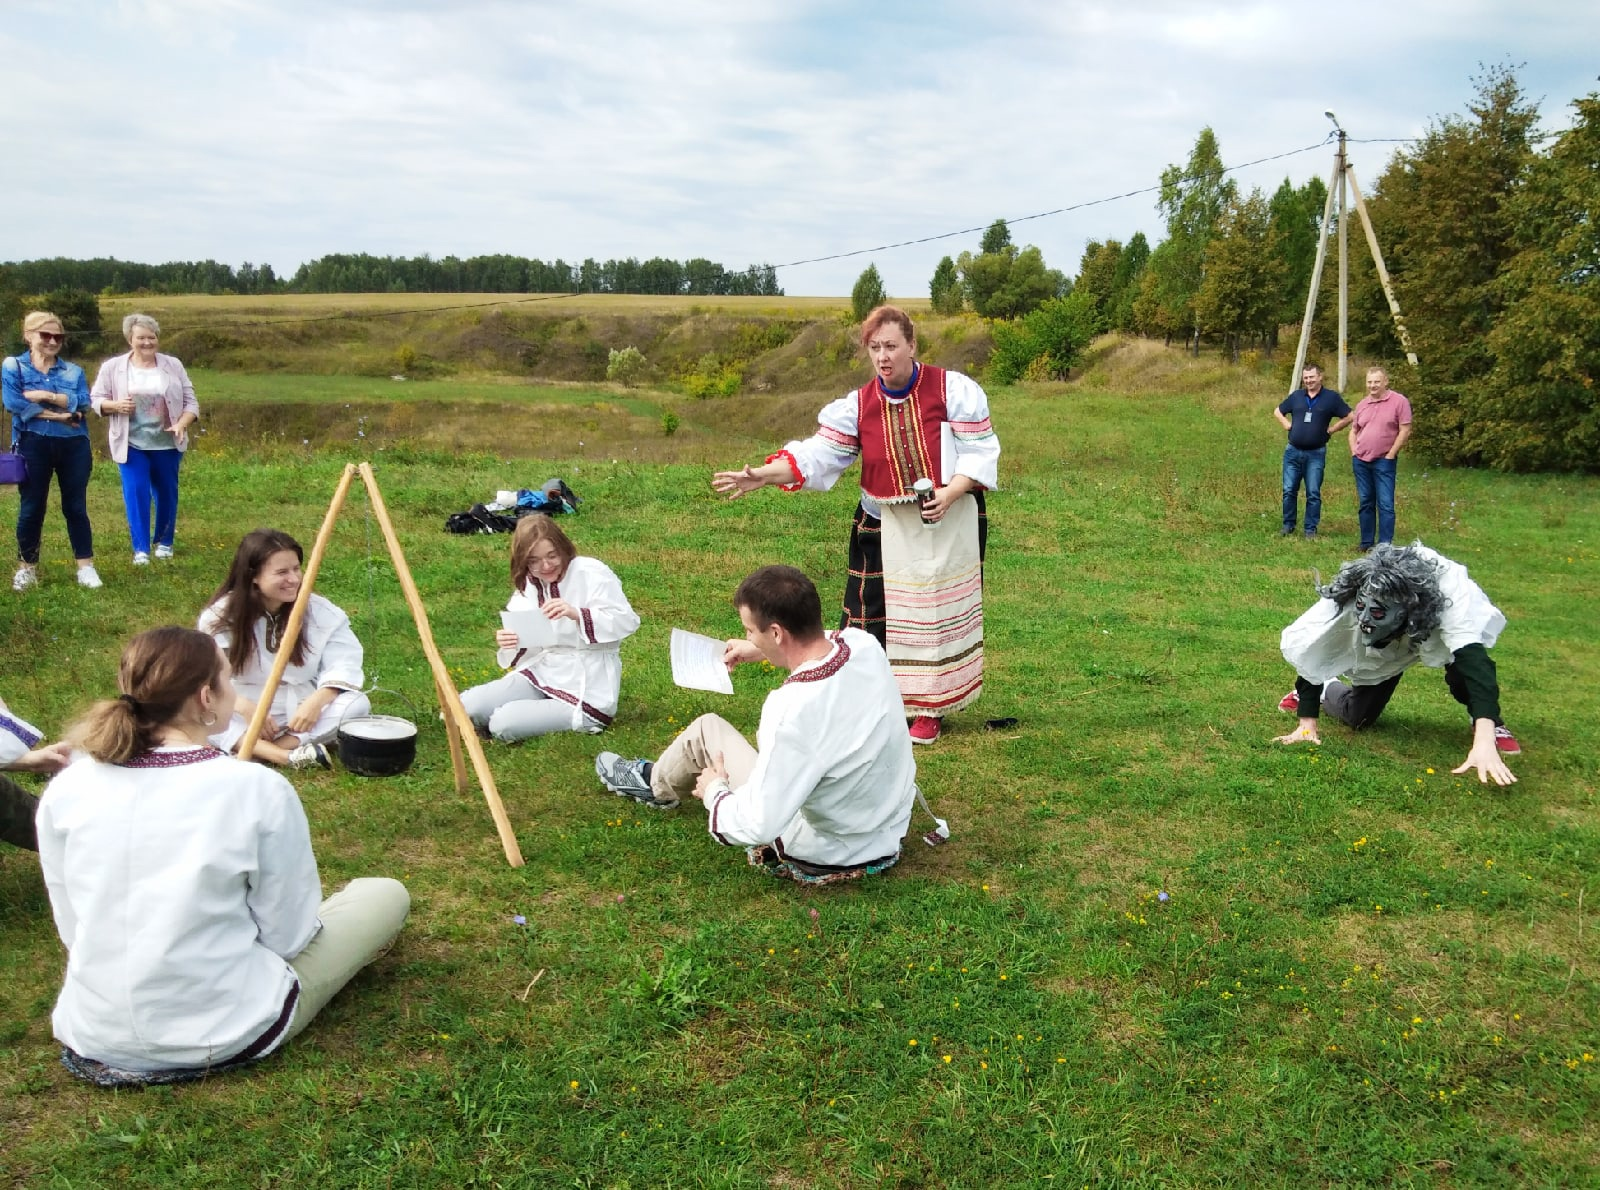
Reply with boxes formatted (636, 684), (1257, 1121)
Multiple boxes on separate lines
(237, 464), (358, 760)
(356, 463), (525, 868)
(1290, 155), (1343, 389)
(1344, 165), (1420, 366)
(435, 674), (469, 796)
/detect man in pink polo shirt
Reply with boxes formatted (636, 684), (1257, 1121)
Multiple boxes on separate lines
(1350, 367), (1413, 550)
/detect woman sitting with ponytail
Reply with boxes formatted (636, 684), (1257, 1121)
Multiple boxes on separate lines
(35, 627), (410, 1087)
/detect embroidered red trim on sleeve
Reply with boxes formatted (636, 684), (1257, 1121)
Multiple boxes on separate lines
(765, 450), (804, 492)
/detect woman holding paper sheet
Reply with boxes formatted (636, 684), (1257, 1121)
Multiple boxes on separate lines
(198, 528), (370, 770)
(712, 305), (1000, 746)
(460, 515), (639, 741)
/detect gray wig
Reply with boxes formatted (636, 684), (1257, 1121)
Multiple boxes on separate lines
(1318, 543), (1447, 645)
(122, 313), (160, 340)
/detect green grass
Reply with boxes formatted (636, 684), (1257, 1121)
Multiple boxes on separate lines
(1, 339), (1597, 1187)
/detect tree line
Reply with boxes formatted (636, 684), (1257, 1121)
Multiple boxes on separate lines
(0, 253), (782, 300)
(888, 66), (1596, 473)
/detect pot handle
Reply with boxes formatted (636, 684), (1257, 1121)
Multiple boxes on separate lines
(339, 685), (421, 729)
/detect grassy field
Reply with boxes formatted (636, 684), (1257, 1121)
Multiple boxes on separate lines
(1, 338), (1596, 1187)
(100, 293), (877, 323)
(83, 292), (983, 397)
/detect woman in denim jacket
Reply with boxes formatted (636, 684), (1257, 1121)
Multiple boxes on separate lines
(2, 310), (98, 591)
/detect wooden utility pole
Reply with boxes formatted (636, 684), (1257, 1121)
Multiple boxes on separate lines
(1337, 127), (1349, 393)
(1289, 114), (1419, 394)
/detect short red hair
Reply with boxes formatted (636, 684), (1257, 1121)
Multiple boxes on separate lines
(859, 305), (916, 348)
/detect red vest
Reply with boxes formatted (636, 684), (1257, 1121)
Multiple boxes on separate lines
(856, 365), (948, 501)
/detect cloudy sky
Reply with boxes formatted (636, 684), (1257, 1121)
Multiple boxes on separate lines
(6, 0), (1596, 296)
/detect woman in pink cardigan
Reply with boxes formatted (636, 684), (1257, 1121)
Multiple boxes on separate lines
(89, 314), (200, 565)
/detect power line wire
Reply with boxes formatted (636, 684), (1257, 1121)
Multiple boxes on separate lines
(771, 137), (1341, 270)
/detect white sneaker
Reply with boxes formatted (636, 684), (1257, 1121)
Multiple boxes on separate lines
(286, 741), (332, 770)
(76, 565), (104, 589)
(132, 551), (150, 566)
(154, 544), (173, 559)
(13, 566), (38, 592)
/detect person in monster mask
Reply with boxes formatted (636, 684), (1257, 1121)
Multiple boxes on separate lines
(1273, 542), (1520, 785)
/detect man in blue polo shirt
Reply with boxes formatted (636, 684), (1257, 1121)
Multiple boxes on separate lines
(1274, 363), (1352, 540)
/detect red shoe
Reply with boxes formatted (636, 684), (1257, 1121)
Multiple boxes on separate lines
(1493, 725), (1521, 755)
(909, 716), (942, 745)
(1277, 690), (1300, 713)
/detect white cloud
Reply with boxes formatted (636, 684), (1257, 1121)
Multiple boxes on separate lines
(3, 0), (1594, 294)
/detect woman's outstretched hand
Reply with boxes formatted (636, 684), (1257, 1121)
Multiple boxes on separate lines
(712, 465), (765, 500)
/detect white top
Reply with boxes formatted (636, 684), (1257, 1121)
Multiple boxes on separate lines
(495, 555), (639, 726)
(0, 695), (44, 768)
(783, 369), (1001, 518)
(37, 747), (321, 1070)
(1280, 544), (1506, 685)
(705, 627), (918, 867)
(199, 594), (365, 722)
(126, 364), (175, 450)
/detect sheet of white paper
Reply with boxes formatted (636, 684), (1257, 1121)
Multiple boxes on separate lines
(671, 628), (734, 695)
(941, 422), (956, 484)
(501, 609), (560, 649)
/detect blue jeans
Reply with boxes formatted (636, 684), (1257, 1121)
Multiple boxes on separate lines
(1281, 445), (1327, 533)
(118, 447), (184, 554)
(15, 431), (94, 564)
(1352, 456), (1398, 547)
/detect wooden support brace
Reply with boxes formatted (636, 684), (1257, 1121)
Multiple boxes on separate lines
(1345, 166), (1421, 367)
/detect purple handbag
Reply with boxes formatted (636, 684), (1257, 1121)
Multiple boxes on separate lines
(1, 427), (24, 486)
(2, 358), (30, 484)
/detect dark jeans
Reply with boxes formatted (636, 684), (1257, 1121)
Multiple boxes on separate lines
(1282, 445), (1328, 533)
(1351, 456), (1397, 548)
(0, 773), (39, 851)
(15, 431), (94, 564)
(1322, 664), (1500, 730)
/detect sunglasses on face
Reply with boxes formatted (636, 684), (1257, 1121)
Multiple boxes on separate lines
(34, 331), (65, 343)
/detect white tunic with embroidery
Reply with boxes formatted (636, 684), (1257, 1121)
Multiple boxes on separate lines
(783, 370), (1001, 517)
(1280, 545), (1506, 685)
(0, 695), (44, 767)
(199, 594), (365, 721)
(705, 628), (918, 867)
(37, 747), (321, 1070)
(495, 556), (639, 727)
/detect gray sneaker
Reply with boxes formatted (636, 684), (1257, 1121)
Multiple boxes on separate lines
(594, 751), (676, 808)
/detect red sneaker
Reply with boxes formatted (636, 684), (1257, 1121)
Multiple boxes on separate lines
(1493, 725), (1521, 755)
(909, 716), (942, 745)
(1277, 690), (1300, 713)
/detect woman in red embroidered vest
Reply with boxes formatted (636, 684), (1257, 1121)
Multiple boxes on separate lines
(36, 627), (409, 1087)
(713, 305), (1000, 745)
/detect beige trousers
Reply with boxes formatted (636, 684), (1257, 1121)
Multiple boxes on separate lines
(650, 714), (759, 804)
(283, 877), (410, 1041)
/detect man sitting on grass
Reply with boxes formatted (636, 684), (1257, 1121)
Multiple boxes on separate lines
(1274, 542), (1520, 785)
(594, 565), (919, 886)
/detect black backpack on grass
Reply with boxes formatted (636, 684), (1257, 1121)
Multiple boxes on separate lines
(444, 504), (519, 535)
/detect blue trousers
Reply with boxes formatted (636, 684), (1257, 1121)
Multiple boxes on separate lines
(118, 447), (184, 554)
(1281, 445), (1327, 533)
(15, 431), (94, 564)
(1351, 456), (1398, 548)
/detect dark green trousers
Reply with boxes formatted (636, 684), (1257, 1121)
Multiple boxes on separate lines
(1, 773), (39, 851)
